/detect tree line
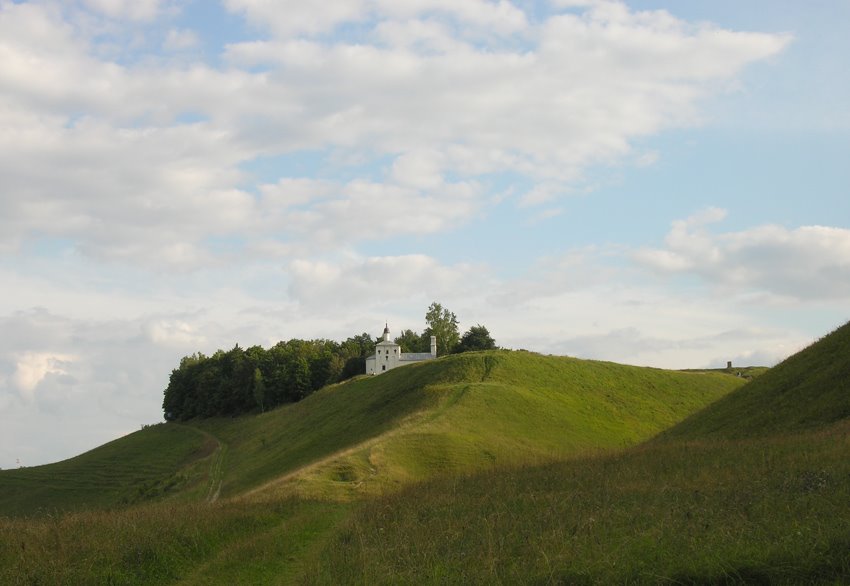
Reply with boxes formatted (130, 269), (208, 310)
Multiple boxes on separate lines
(161, 302), (496, 421)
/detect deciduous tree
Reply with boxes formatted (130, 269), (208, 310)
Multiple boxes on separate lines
(424, 302), (460, 355)
(455, 324), (497, 353)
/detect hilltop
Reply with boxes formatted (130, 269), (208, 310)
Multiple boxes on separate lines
(659, 319), (850, 440)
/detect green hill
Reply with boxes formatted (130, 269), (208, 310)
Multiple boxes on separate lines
(12, 341), (850, 585)
(309, 419), (850, 584)
(659, 319), (850, 441)
(306, 324), (850, 584)
(0, 350), (743, 516)
(0, 424), (218, 517)
(189, 350), (745, 502)
(7, 329), (850, 584)
(0, 349), (750, 583)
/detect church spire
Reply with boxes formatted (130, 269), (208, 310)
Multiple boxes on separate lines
(383, 323), (390, 342)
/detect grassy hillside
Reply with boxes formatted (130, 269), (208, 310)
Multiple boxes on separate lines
(0, 350), (744, 517)
(189, 350), (744, 501)
(0, 349), (748, 584)
(307, 419), (850, 584)
(0, 498), (347, 585)
(659, 319), (850, 441)
(7, 337), (850, 584)
(0, 424), (218, 517)
(304, 323), (850, 584)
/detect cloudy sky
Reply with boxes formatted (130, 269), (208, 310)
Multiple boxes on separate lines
(2, 0), (848, 468)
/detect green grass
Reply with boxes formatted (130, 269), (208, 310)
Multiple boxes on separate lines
(301, 324), (850, 584)
(660, 320), (850, 441)
(0, 424), (218, 517)
(1, 351), (744, 514)
(306, 419), (850, 584)
(0, 498), (347, 585)
(190, 351), (745, 501)
(8, 345), (817, 584)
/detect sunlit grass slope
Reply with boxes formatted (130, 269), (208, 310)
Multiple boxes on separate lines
(191, 350), (745, 501)
(660, 319), (850, 441)
(0, 424), (217, 517)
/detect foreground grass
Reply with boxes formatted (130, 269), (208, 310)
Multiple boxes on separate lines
(306, 419), (850, 584)
(0, 498), (346, 585)
(5, 421), (847, 585)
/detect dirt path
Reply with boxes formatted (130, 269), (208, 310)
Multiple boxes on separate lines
(170, 423), (226, 503)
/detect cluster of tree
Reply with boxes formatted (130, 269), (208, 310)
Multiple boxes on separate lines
(161, 302), (497, 421)
(395, 302), (497, 355)
(162, 334), (375, 421)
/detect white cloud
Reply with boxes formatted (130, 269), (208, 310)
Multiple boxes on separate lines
(12, 352), (76, 396)
(0, 1), (792, 269)
(163, 27), (198, 51)
(224, 0), (527, 38)
(142, 319), (206, 348)
(518, 183), (563, 208)
(224, 0), (368, 37)
(390, 150), (446, 190)
(376, 0), (528, 34)
(634, 210), (850, 300)
(82, 0), (166, 22)
(288, 254), (488, 310)
(219, 2), (789, 188)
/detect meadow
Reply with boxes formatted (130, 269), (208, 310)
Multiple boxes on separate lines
(306, 421), (850, 584)
(1, 322), (848, 584)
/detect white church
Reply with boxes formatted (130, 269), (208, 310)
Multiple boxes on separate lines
(366, 324), (437, 375)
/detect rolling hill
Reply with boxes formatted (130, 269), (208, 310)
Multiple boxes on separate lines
(308, 324), (850, 584)
(5, 324), (850, 584)
(0, 350), (744, 516)
(0, 423), (218, 517)
(190, 350), (745, 502)
(658, 319), (850, 440)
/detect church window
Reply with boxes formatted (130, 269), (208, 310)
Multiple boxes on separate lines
(382, 365), (386, 371)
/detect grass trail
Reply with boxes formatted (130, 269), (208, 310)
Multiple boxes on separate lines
(175, 501), (349, 586)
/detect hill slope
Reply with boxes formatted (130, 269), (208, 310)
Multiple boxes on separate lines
(0, 424), (218, 517)
(659, 320), (850, 441)
(0, 350), (745, 516)
(308, 418), (850, 584)
(190, 350), (745, 501)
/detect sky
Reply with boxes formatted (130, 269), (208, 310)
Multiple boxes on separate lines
(1, 0), (849, 468)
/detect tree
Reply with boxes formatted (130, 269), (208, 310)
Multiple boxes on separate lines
(252, 367), (266, 412)
(424, 301), (459, 355)
(455, 324), (497, 353)
(394, 328), (429, 353)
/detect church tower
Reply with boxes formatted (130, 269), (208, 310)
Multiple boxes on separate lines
(365, 323), (438, 375)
